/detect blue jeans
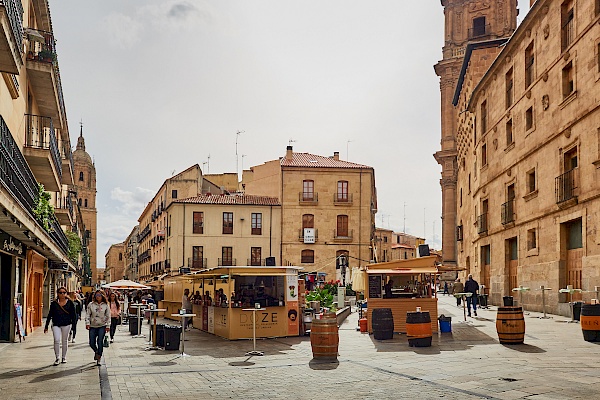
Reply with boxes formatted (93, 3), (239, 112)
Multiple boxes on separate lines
(467, 295), (478, 315)
(89, 326), (106, 357)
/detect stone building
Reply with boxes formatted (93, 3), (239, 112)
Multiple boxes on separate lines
(105, 242), (125, 283)
(0, 0), (86, 341)
(439, 0), (600, 315)
(374, 229), (425, 262)
(374, 228), (393, 262)
(124, 225), (139, 281)
(244, 146), (377, 281)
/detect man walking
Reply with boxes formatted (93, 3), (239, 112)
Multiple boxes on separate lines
(182, 288), (192, 330)
(464, 274), (479, 317)
(452, 278), (464, 307)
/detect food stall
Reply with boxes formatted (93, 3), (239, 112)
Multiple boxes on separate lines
(167, 266), (303, 340)
(363, 256), (442, 334)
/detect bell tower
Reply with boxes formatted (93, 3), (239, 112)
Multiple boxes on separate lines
(433, 0), (518, 264)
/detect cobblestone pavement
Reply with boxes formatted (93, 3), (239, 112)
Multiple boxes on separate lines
(3, 296), (600, 399)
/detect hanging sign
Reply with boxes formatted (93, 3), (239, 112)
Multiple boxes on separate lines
(0, 233), (24, 256)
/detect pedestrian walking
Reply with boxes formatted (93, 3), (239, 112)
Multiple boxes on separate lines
(108, 292), (121, 343)
(68, 292), (83, 343)
(182, 288), (192, 330)
(44, 286), (77, 366)
(86, 290), (111, 366)
(443, 281), (449, 295)
(453, 278), (464, 307)
(464, 274), (479, 317)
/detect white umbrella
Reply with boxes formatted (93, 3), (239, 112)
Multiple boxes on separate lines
(351, 267), (366, 292)
(101, 279), (150, 290)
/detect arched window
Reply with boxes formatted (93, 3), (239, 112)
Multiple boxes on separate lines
(78, 198), (82, 206)
(301, 249), (314, 264)
(79, 171), (84, 181)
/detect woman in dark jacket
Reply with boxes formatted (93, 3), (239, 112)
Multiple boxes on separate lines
(44, 286), (77, 365)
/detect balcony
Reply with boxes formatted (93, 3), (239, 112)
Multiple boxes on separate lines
(0, 0), (23, 74)
(298, 228), (318, 242)
(299, 192), (318, 204)
(23, 114), (62, 191)
(25, 29), (66, 127)
(218, 258), (236, 267)
(477, 213), (488, 235)
(247, 258), (265, 266)
(501, 200), (515, 225)
(468, 24), (491, 40)
(55, 191), (73, 226)
(333, 193), (353, 205)
(556, 168), (579, 205)
(333, 229), (353, 242)
(60, 139), (74, 185)
(188, 257), (207, 269)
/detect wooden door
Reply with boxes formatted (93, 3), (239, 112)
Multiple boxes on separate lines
(507, 237), (518, 292)
(567, 248), (583, 300)
(481, 245), (491, 295)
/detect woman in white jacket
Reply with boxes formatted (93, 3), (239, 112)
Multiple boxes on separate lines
(86, 290), (111, 366)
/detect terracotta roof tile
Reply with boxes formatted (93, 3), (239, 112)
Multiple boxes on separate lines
(175, 194), (280, 206)
(281, 153), (372, 169)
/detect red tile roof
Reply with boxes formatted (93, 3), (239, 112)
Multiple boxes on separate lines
(391, 243), (414, 249)
(280, 153), (372, 169)
(175, 194), (280, 206)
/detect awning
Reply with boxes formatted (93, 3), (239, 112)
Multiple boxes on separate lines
(366, 268), (438, 275)
(231, 272), (298, 277)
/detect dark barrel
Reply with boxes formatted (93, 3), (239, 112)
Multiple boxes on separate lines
(372, 308), (394, 340)
(496, 306), (525, 344)
(406, 311), (432, 347)
(581, 304), (600, 342)
(310, 312), (339, 360)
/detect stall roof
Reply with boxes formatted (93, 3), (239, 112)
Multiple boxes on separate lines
(367, 256), (439, 270)
(174, 266), (303, 280)
(366, 268), (438, 275)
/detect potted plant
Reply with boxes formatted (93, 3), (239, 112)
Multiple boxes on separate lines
(33, 183), (54, 232)
(38, 49), (55, 63)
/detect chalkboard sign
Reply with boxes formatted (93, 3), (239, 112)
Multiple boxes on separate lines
(369, 275), (382, 298)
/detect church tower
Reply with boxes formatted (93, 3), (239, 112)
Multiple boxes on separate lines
(72, 126), (98, 284)
(434, 0), (518, 264)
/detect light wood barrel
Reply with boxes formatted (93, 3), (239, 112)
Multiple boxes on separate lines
(496, 306), (525, 344)
(310, 313), (338, 359)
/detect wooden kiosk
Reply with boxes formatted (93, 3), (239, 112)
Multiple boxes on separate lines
(165, 266), (302, 340)
(364, 256), (443, 334)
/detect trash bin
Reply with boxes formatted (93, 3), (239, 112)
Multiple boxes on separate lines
(156, 324), (165, 347)
(503, 296), (514, 306)
(438, 315), (452, 333)
(129, 314), (139, 335)
(164, 325), (182, 351)
(478, 294), (488, 307)
(573, 301), (583, 321)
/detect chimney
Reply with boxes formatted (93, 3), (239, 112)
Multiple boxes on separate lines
(286, 146), (293, 160)
(333, 151), (339, 161)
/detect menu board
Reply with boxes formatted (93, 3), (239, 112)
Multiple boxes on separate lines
(369, 275), (382, 298)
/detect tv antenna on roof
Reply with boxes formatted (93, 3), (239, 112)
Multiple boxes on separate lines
(289, 138), (296, 146)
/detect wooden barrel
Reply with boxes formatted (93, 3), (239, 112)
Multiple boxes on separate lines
(406, 311), (432, 347)
(310, 313), (338, 359)
(581, 304), (600, 342)
(496, 306), (525, 344)
(372, 308), (394, 340)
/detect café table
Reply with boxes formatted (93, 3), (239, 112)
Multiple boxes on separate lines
(130, 303), (147, 338)
(171, 313), (196, 357)
(243, 308), (266, 356)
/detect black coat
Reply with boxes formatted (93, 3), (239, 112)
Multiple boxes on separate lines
(45, 299), (77, 329)
(464, 279), (479, 295)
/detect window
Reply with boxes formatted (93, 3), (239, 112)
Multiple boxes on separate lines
(78, 198), (82, 206)
(460, 188), (463, 207)
(337, 215), (349, 237)
(527, 169), (536, 193)
(193, 212), (204, 234)
(481, 100), (487, 134)
(302, 180), (314, 201)
(471, 16), (486, 37)
(84, 199), (88, 208)
(221, 247), (233, 266)
(223, 212), (233, 234)
(505, 68), (514, 109)
(302, 214), (314, 229)
(506, 119), (514, 146)
(301, 249), (314, 263)
(481, 143), (488, 167)
(251, 213), (262, 235)
(525, 42), (535, 88)
(383, 236), (387, 243)
(118, 253), (122, 261)
(192, 246), (204, 268)
(337, 180), (349, 202)
(566, 218), (582, 249)
(527, 229), (537, 250)
(172, 190), (178, 199)
(561, 1), (574, 51)
(598, 43), (600, 73)
(525, 107), (534, 131)
(562, 62), (574, 98)
(250, 247), (261, 266)
(79, 171), (84, 182)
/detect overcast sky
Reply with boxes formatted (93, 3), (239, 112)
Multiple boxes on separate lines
(51, 1), (531, 267)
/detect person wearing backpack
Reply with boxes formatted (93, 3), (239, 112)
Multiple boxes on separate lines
(44, 286), (77, 366)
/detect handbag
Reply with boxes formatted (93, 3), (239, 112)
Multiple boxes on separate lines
(103, 335), (109, 348)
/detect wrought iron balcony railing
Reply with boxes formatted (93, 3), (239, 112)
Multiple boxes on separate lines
(334, 193), (353, 203)
(477, 213), (488, 234)
(334, 229), (353, 240)
(555, 168), (578, 204)
(188, 257), (207, 269)
(299, 192), (318, 203)
(24, 114), (62, 181)
(468, 24), (491, 39)
(218, 258), (236, 267)
(501, 199), (515, 225)
(247, 258), (265, 266)
(1, 0), (24, 51)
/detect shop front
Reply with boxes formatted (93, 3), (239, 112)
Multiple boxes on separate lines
(0, 232), (27, 342)
(167, 266), (302, 340)
(364, 256), (442, 334)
